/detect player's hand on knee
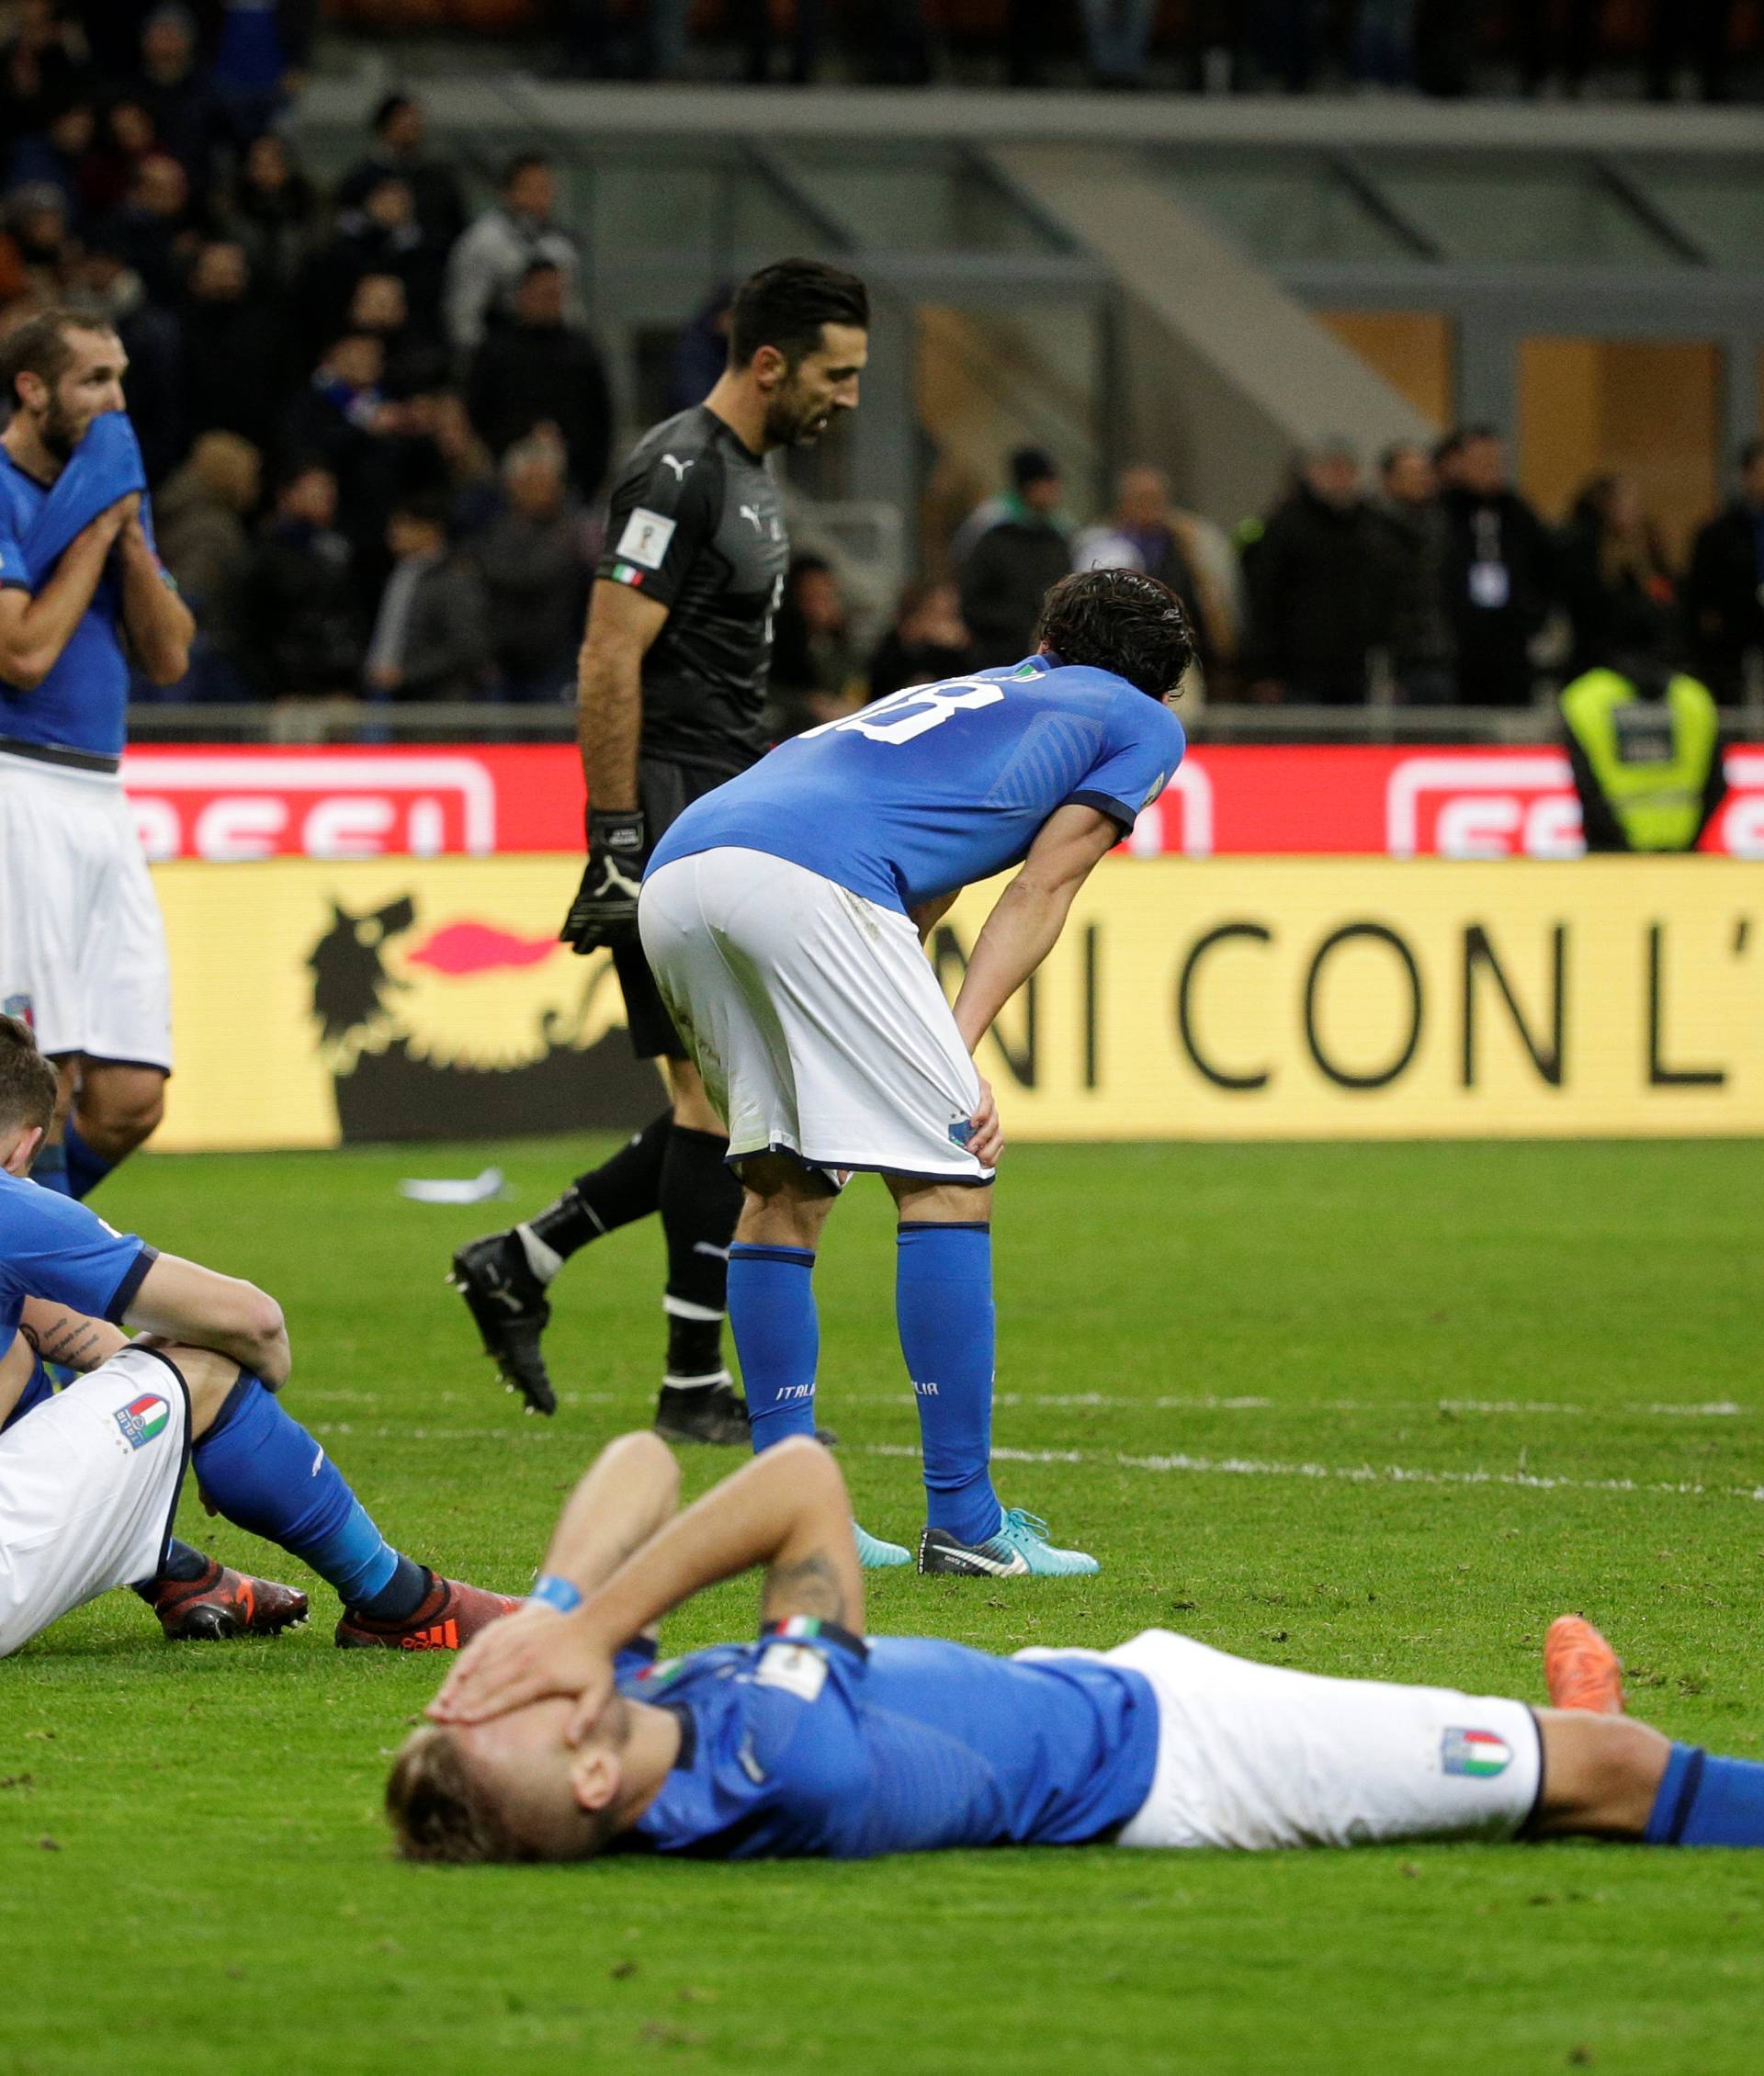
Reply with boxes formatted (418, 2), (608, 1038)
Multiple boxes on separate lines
(427, 1603), (611, 1725)
(968, 1077), (1003, 1168)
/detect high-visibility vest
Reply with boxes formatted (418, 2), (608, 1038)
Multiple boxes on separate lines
(1558, 668), (1720, 852)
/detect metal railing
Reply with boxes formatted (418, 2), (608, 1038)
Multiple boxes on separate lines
(123, 699), (1764, 748)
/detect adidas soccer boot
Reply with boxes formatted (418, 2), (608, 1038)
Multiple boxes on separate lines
(335, 1574), (523, 1652)
(143, 1558), (310, 1641)
(854, 1521), (911, 1570)
(1544, 1615), (1626, 1715)
(918, 1507), (1101, 1578)
(449, 1232), (557, 1415)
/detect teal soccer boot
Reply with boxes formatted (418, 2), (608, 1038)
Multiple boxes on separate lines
(918, 1507), (1100, 1578)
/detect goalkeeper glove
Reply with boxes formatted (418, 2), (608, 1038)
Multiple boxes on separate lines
(560, 808), (646, 952)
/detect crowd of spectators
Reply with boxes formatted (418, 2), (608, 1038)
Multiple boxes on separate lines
(907, 433), (1764, 715)
(4, 5), (1760, 727)
(1, 4), (612, 709)
(537, 2), (1757, 100)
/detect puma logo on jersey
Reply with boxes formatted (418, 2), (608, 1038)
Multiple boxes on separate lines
(740, 504), (764, 532)
(661, 454), (693, 480)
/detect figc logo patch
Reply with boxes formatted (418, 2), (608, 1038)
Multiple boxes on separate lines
(115, 1394), (170, 1450)
(1442, 1727), (1512, 1777)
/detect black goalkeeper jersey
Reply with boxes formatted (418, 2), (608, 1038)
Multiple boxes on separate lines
(597, 404), (788, 775)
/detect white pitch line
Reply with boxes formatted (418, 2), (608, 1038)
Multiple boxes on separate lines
(884, 1390), (1747, 1421)
(301, 1422), (1764, 1506)
(301, 1386), (1745, 1421)
(859, 1440), (1764, 1505)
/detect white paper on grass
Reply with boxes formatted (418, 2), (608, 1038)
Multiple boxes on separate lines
(396, 1168), (507, 1205)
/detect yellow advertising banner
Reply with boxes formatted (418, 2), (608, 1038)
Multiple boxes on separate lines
(153, 855), (1763, 1152)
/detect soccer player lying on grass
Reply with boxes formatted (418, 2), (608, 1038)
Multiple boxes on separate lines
(636, 567), (1193, 1577)
(0, 1014), (519, 1655)
(392, 1432), (1764, 1864)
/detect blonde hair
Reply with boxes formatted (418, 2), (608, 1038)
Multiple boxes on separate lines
(384, 1721), (618, 1865)
(385, 1724), (526, 1864)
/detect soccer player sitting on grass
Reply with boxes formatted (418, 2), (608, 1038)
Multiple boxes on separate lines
(636, 567), (1193, 1577)
(0, 1015), (519, 1655)
(393, 1431), (1764, 1863)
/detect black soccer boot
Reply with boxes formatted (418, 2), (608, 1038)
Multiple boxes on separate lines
(448, 1232), (558, 1415)
(651, 1378), (842, 1448)
(652, 1376), (753, 1446)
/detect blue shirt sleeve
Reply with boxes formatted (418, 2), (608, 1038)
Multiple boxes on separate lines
(0, 1179), (156, 1324)
(614, 1637), (659, 1681)
(742, 1628), (871, 1816)
(1068, 694), (1186, 832)
(626, 1626), (872, 1857)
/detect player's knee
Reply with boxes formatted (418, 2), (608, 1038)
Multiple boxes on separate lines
(1537, 1710), (1671, 1837)
(179, 1348), (251, 1436)
(888, 1177), (992, 1225)
(77, 1072), (166, 1152)
(737, 1167), (832, 1249)
(669, 1081), (723, 1135)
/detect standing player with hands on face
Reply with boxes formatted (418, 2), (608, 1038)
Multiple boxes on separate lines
(0, 311), (195, 1202)
(451, 260), (870, 1443)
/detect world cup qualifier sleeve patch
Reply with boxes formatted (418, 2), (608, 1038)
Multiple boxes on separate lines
(115, 1393), (170, 1450)
(1442, 1726), (1513, 1777)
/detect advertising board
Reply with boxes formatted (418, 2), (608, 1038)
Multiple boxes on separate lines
(122, 743), (1764, 862)
(152, 856), (1761, 1151)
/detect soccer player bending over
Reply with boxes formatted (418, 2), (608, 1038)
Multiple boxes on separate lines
(393, 1432), (1764, 1863)
(635, 566), (1192, 1574)
(0, 1016), (519, 1655)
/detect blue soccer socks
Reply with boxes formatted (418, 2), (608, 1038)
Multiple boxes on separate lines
(897, 1222), (1002, 1547)
(28, 1142), (69, 1195)
(727, 1243), (820, 1450)
(28, 1125), (120, 1202)
(1645, 1743), (1764, 1847)
(192, 1373), (420, 1613)
(62, 1119), (117, 1202)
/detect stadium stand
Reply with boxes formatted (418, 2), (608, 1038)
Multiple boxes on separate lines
(2, 3), (1761, 740)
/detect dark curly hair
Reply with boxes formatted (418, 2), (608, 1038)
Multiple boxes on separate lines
(1035, 569), (1193, 699)
(0, 1014), (58, 1139)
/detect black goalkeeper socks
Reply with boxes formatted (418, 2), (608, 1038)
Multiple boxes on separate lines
(660, 1124), (743, 1382)
(524, 1111), (673, 1269)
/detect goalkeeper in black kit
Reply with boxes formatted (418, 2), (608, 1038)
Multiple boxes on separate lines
(450, 260), (870, 1443)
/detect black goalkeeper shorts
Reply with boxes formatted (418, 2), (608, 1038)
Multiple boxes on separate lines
(613, 756), (743, 1062)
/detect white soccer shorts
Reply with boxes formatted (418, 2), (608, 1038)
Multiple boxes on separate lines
(1023, 1629), (1543, 1851)
(0, 1346), (191, 1657)
(640, 848), (992, 1184)
(0, 753), (174, 1070)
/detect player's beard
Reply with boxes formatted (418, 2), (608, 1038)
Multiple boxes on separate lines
(763, 380), (833, 449)
(39, 397), (85, 464)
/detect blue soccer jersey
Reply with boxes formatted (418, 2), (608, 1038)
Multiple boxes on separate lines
(0, 449), (151, 762)
(645, 655), (1185, 915)
(0, 1171), (155, 1432)
(616, 1621), (1160, 1860)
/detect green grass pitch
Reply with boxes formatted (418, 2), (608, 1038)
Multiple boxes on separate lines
(4, 1135), (1762, 2076)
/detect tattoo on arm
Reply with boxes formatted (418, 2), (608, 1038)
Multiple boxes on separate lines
(20, 1312), (108, 1373)
(761, 1551), (849, 1630)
